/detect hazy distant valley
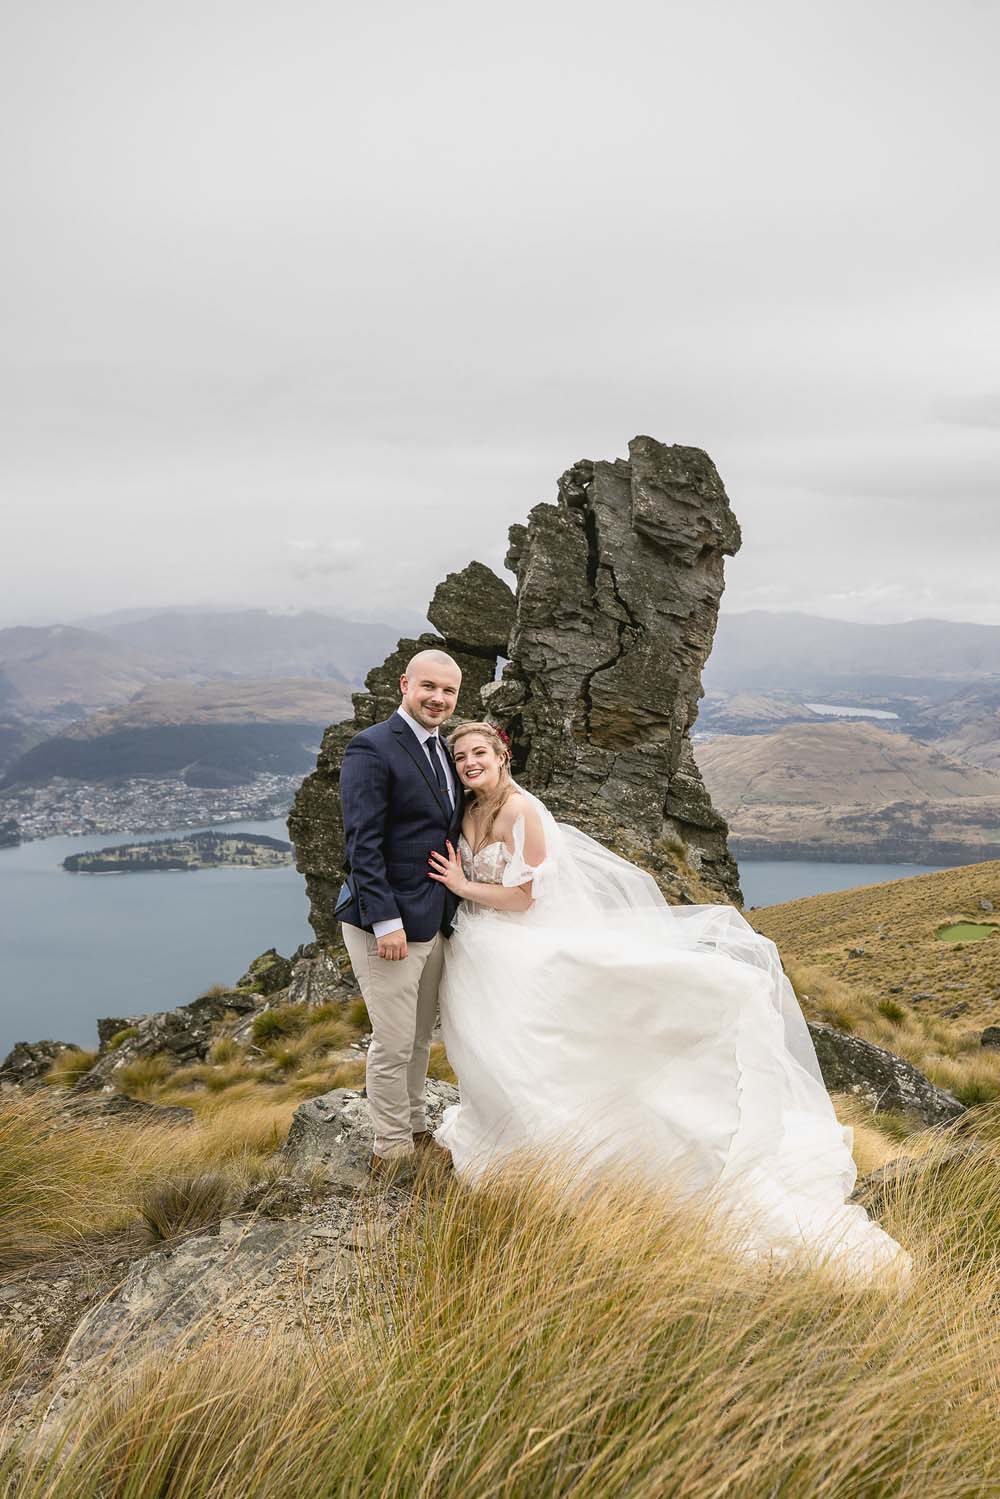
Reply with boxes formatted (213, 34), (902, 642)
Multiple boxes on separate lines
(694, 612), (1000, 864)
(0, 609), (398, 839)
(3, 605), (1000, 859)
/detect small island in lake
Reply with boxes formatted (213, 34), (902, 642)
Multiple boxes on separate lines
(62, 830), (294, 874)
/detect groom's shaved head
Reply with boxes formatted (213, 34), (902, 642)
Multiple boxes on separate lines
(399, 649), (462, 732)
(404, 648), (461, 678)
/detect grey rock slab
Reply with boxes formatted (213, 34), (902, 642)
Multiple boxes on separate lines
(0, 1039), (81, 1088)
(807, 1021), (964, 1127)
(281, 1080), (459, 1189)
(286, 947), (358, 1007)
(61, 1218), (309, 1372)
(851, 1142), (980, 1210)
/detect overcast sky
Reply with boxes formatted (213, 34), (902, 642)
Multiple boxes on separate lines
(3, 0), (997, 632)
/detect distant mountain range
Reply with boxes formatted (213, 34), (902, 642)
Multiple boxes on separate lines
(5, 607), (1000, 823)
(705, 612), (1000, 695)
(87, 609), (400, 684)
(1, 678), (354, 789)
(696, 721), (1000, 864)
(0, 609), (407, 778)
(0, 625), (170, 722)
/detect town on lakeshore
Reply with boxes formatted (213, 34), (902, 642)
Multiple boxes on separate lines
(62, 829), (294, 874)
(0, 772), (299, 844)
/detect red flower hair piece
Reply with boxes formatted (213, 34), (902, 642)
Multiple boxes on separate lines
(491, 723), (512, 750)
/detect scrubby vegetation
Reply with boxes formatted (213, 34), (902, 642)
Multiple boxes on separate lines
(3, 1114), (1000, 1496)
(752, 859), (1000, 1027)
(3, 872), (997, 1492)
(780, 957), (1000, 1111)
(0, 1089), (309, 1272)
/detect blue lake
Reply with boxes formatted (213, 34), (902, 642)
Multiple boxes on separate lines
(0, 819), (311, 1057)
(0, 825), (950, 1059)
(739, 859), (948, 910)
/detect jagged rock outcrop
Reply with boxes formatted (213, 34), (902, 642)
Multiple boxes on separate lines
(234, 947), (294, 995)
(289, 563), (516, 944)
(284, 942), (358, 1007)
(73, 984), (266, 1093)
(485, 437), (742, 902)
(281, 1081), (460, 1189)
(289, 437), (743, 938)
(807, 1021), (965, 1127)
(0, 1038), (81, 1089)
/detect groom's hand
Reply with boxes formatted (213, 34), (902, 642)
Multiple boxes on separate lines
(377, 929), (408, 962)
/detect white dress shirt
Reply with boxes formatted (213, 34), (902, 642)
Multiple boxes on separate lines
(372, 706), (457, 939)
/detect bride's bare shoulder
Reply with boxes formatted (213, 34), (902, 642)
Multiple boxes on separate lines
(498, 792), (547, 861)
(497, 790), (532, 827)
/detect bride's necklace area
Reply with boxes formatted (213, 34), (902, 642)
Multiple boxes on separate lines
(464, 786), (511, 852)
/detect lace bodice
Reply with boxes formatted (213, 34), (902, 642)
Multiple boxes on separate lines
(458, 832), (511, 886)
(455, 811), (552, 918)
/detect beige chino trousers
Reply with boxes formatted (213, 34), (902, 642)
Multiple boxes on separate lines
(341, 922), (444, 1156)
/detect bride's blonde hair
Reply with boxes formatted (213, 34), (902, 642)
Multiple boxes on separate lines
(447, 720), (515, 852)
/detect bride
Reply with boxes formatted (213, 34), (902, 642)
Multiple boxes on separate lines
(427, 720), (911, 1283)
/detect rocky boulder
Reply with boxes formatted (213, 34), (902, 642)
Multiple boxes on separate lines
(235, 947), (294, 996)
(808, 1021), (964, 1127)
(285, 941), (359, 1007)
(73, 985), (265, 1093)
(485, 437), (743, 903)
(280, 1081), (459, 1189)
(851, 1142), (979, 1212)
(96, 1016), (143, 1051)
(0, 1039), (81, 1089)
(63, 1092), (195, 1126)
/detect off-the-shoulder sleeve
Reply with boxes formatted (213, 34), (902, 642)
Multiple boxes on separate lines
(501, 812), (555, 898)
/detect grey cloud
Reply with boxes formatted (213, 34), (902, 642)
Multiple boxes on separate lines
(1, 0), (997, 629)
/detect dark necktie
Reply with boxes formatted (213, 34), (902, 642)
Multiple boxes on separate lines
(426, 736), (450, 803)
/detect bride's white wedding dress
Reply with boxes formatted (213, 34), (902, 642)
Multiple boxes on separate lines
(434, 788), (911, 1283)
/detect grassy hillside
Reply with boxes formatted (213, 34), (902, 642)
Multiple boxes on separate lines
(696, 722), (1000, 862)
(698, 720), (1000, 808)
(56, 678), (355, 734)
(3, 1083), (1000, 1494)
(5, 885), (1000, 1490)
(751, 859), (1000, 1029)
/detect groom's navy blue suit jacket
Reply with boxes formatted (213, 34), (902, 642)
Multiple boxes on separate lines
(337, 714), (465, 942)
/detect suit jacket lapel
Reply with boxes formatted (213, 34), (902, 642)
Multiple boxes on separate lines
(391, 718), (452, 819)
(444, 742), (465, 831)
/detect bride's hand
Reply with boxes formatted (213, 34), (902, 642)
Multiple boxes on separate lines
(428, 841), (469, 897)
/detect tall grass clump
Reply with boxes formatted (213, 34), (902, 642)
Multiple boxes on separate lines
(41, 1048), (99, 1088)
(0, 1090), (299, 1270)
(7, 1116), (1000, 1497)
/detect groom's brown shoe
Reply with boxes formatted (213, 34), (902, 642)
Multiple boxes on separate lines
(367, 1143), (416, 1186)
(412, 1130), (453, 1174)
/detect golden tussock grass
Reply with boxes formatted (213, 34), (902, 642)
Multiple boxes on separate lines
(0, 1091), (300, 1271)
(4, 1116), (1000, 1497)
(779, 958), (1000, 1113)
(40, 1049), (100, 1089)
(752, 859), (1000, 1027)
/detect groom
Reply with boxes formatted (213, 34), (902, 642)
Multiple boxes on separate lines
(337, 649), (465, 1173)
